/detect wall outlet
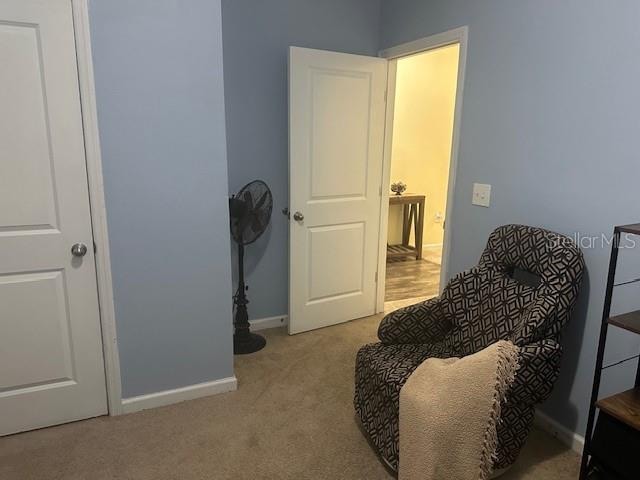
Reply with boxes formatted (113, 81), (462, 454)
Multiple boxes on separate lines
(472, 183), (491, 207)
(434, 212), (444, 223)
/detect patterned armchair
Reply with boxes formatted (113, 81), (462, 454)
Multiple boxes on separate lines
(355, 225), (584, 471)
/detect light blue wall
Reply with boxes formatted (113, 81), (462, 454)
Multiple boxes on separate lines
(381, 0), (640, 436)
(86, 0), (640, 433)
(221, 0), (383, 320)
(88, 0), (234, 398)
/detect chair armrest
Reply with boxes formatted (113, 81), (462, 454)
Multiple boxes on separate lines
(378, 297), (452, 345)
(507, 339), (563, 406)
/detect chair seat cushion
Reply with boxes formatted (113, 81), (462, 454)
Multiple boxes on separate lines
(354, 340), (536, 471)
(354, 341), (454, 469)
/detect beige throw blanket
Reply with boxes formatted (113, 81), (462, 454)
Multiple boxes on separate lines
(399, 341), (520, 480)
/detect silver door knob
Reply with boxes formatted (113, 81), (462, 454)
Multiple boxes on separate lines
(71, 243), (88, 257)
(293, 211), (304, 222)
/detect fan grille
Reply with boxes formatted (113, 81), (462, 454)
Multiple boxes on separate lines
(230, 180), (273, 245)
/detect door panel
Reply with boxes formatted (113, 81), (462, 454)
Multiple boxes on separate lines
(310, 70), (371, 199)
(308, 222), (365, 302)
(289, 47), (387, 334)
(0, 271), (74, 391)
(0, 22), (58, 229)
(0, 0), (107, 435)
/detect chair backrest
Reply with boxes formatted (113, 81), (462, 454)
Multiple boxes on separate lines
(441, 224), (584, 354)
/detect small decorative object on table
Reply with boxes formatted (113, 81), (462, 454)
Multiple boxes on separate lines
(391, 182), (407, 196)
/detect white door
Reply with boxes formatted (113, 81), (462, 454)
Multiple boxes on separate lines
(289, 47), (387, 334)
(0, 0), (107, 435)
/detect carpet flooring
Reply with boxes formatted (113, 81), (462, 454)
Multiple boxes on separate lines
(0, 315), (579, 480)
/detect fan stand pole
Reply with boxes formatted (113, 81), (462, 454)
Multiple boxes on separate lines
(233, 243), (266, 354)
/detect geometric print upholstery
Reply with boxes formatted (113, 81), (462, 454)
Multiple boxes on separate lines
(478, 224), (584, 342)
(377, 297), (451, 346)
(354, 224), (585, 472)
(442, 266), (538, 355)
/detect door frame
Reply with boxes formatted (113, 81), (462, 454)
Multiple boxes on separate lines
(375, 26), (469, 312)
(71, 0), (123, 415)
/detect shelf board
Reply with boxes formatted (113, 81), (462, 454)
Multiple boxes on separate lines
(616, 223), (640, 235)
(597, 388), (640, 431)
(387, 244), (417, 258)
(608, 310), (640, 334)
(614, 276), (640, 288)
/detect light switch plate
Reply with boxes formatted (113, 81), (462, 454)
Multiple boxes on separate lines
(472, 183), (491, 207)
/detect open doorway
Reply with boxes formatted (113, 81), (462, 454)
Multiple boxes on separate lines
(287, 28), (467, 333)
(378, 39), (463, 312)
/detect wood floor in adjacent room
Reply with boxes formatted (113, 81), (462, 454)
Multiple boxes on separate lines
(385, 257), (441, 302)
(385, 245), (443, 309)
(0, 315), (580, 480)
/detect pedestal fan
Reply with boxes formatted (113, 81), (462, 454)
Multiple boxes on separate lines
(228, 180), (273, 354)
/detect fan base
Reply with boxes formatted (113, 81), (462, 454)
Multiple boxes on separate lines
(233, 332), (266, 355)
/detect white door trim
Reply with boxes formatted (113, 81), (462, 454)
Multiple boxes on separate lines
(374, 60), (397, 313)
(375, 26), (469, 312)
(71, 0), (123, 416)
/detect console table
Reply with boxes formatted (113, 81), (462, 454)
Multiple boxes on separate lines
(387, 193), (425, 261)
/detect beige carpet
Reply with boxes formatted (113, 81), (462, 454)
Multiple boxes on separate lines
(0, 315), (579, 480)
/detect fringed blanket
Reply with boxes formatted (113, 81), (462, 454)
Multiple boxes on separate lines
(399, 340), (520, 480)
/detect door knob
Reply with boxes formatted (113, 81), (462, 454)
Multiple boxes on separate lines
(293, 211), (304, 222)
(71, 243), (88, 257)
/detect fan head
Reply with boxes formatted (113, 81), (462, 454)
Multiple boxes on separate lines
(229, 180), (273, 245)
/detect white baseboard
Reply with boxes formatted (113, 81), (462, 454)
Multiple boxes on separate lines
(249, 315), (288, 331)
(534, 410), (584, 455)
(423, 243), (443, 249)
(121, 376), (237, 414)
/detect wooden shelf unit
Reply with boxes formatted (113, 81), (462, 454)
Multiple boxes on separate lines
(617, 223), (640, 235)
(608, 310), (640, 335)
(596, 388), (640, 432)
(580, 224), (640, 479)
